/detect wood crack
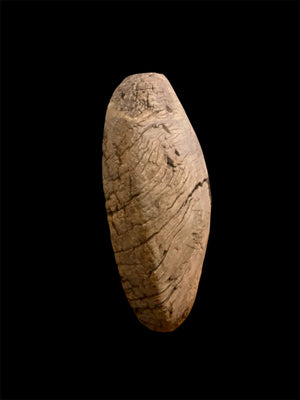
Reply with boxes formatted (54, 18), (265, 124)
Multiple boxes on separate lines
(114, 177), (208, 253)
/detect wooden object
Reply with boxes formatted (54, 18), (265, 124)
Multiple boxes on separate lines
(102, 73), (211, 332)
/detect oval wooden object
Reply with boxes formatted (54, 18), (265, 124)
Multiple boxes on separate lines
(102, 73), (211, 332)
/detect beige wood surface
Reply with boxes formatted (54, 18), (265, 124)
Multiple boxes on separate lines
(103, 73), (211, 332)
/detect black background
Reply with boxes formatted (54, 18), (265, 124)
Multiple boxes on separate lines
(1, 1), (299, 399)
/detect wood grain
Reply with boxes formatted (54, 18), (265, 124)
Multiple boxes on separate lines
(102, 73), (211, 332)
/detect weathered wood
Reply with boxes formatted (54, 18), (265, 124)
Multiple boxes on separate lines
(102, 73), (211, 332)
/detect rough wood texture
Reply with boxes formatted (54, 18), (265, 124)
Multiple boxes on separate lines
(102, 73), (211, 332)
